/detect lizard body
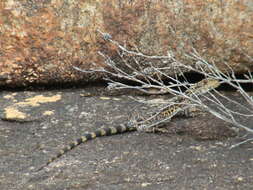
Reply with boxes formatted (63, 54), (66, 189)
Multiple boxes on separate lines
(136, 78), (220, 130)
(37, 78), (220, 171)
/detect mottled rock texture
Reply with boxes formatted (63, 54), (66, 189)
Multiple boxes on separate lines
(0, 0), (252, 87)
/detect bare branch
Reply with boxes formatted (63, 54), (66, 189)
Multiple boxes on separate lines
(75, 30), (253, 147)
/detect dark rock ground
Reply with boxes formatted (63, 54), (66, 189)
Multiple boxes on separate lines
(0, 85), (252, 190)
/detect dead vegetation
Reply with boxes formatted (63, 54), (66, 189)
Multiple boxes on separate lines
(74, 30), (253, 148)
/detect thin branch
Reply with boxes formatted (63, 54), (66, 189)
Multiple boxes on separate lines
(75, 30), (253, 147)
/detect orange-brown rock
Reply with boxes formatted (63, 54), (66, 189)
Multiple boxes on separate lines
(0, 0), (252, 87)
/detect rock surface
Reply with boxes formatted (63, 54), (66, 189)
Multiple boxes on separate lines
(0, 87), (252, 189)
(0, 0), (252, 87)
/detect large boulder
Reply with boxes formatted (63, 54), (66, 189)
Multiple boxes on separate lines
(0, 0), (252, 87)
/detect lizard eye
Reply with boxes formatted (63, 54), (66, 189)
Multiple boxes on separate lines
(102, 33), (112, 41)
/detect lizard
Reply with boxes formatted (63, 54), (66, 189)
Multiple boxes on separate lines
(37, 78), (220, 171)
(136, 77), (221, 131)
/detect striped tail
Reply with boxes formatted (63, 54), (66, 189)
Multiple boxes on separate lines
(37, 124), (136, 171)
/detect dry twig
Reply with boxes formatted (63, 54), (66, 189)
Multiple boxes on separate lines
(74, 30), (253, 148)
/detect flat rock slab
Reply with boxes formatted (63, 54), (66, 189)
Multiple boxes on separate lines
(0, 87), (252, 189)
